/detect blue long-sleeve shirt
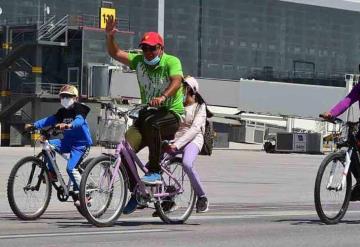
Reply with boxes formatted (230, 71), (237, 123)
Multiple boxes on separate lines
(34, 102), (93, 146)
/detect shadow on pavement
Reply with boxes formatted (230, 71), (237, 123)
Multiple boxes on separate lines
(275, 218), (360, 225)
(56, 220), (199, 228)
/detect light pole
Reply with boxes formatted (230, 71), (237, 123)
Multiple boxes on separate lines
(43, 4), (50, 23)
(0, 7), (3, 25)
(158, 0), (164, 38)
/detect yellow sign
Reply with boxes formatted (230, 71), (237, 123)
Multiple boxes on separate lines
(32, 66), (43, 74)
(100, 7), (116, 29)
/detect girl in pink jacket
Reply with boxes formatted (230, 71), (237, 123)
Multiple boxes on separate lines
(168, 76), (209, 213)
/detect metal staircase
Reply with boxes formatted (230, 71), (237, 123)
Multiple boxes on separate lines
(37, 15), (69, 46)
(0, 97), (32, 122)
(0, 44), (35, 71)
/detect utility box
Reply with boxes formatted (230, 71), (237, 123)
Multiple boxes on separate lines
(214, 132), (229, 148)
(275, 132), (323, 154)
(89, 65), (110, 97)
(230, 120), (265, 144)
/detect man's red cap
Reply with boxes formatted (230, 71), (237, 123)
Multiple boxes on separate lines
(139, 32), (164, 47)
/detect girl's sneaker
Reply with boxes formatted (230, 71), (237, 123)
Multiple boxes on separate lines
(196, 196), (209, 213)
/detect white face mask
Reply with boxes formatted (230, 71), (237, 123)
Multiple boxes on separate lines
(61, 98), (75, 109)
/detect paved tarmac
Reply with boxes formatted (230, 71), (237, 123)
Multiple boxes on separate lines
(1, 145), (360, 247)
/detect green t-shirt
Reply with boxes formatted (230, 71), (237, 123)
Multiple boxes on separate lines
(128, 52), (184, 117)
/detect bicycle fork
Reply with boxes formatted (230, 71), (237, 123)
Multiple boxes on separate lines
(327, 149), (352, 191)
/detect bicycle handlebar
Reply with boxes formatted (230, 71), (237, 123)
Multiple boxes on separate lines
(102, 103), (156, 119)
(23, 125), (64, 139)
(319, 114), (343, 124)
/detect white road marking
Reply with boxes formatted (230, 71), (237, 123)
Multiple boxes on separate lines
(0, 228), (172, 239)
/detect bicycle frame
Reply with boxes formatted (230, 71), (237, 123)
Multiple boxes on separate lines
(99, 103), (184, 202)
(107, 140), (182, 201)
(327, 121), (360, 191)
(40, 140), (72, 197)
(327, 149), (352, 191)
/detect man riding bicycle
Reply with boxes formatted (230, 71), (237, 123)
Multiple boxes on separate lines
(105, 17), (184, 187)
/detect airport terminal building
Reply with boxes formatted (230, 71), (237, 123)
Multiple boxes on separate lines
(0, 0), (359, 146)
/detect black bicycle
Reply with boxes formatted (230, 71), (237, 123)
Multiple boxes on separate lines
(7, 126), (92, 220)
(314, 114), (359, 224)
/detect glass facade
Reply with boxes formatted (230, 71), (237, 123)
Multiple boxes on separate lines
(162, 0), (360, 86)
(1, 0), (360, 87)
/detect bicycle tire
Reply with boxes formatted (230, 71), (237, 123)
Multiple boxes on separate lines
(314, 151), (352, 224)
(7, 156), (52, 220)
(73, 157), (94, 216)
(155, 157), (196, 224)
(79, 155), (128, 227)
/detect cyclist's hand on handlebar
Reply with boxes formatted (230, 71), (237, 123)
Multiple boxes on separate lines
(55, 123), (71, 130)
(319, 112), (333, 120)
(149, 95), (166, 107)
(164, 143), (178, 153)
(319, 112), (343, 124)
(24, 124), (35, 131)
(38, 135), (46, 142)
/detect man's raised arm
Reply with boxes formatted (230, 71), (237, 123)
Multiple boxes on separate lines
(105, 16), (130, 66)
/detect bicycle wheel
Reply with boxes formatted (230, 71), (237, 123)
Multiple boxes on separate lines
(73, 157), (94, 216)
(7, 156), (52, 220)
(78, 157), (94, 173)
(79, 155), (128, 227)
(155, 157), (196, 224)
(314, 151), (352, 224)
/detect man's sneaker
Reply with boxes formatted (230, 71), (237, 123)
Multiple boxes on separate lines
(141, 172), (162, 185)
(196, 196), (209, 213)
(152, 201), (177, 217)
(123, 196), (138, 215)
(351, 183), (360, 201)
(48, 171), (58, 182)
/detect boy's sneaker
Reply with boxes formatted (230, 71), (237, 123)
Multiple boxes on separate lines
(123, 196), (138, 215)
(141, 172), (162, 185)
(196, 196), (209, 213)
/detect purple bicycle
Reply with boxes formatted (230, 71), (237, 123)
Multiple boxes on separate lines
(79, 104), (196, 227)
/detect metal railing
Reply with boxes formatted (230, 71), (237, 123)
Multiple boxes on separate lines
(18, 82), (79, 96)
(0, 15), (51, 26)
(1, 14), (130, 33)
(37, 15), (68, 42)
(68, 14), (130, 31)
(37, 15), (56, 38)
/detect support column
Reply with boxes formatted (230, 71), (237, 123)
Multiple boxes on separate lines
(33, 45), (42, 94)
(30, 98), (41, 146)
(286, 117), (294, 133)
(0, 25), (11, 146)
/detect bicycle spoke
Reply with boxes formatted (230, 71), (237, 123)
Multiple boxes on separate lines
(315, 152), (351, 224)
(79, 156), (128, 227)
(156, 159), (195, 224)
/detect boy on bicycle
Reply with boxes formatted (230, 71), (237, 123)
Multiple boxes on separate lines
(25, 85), (92, 204)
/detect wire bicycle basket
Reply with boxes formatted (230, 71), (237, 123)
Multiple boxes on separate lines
(97, 103), (128, 149)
